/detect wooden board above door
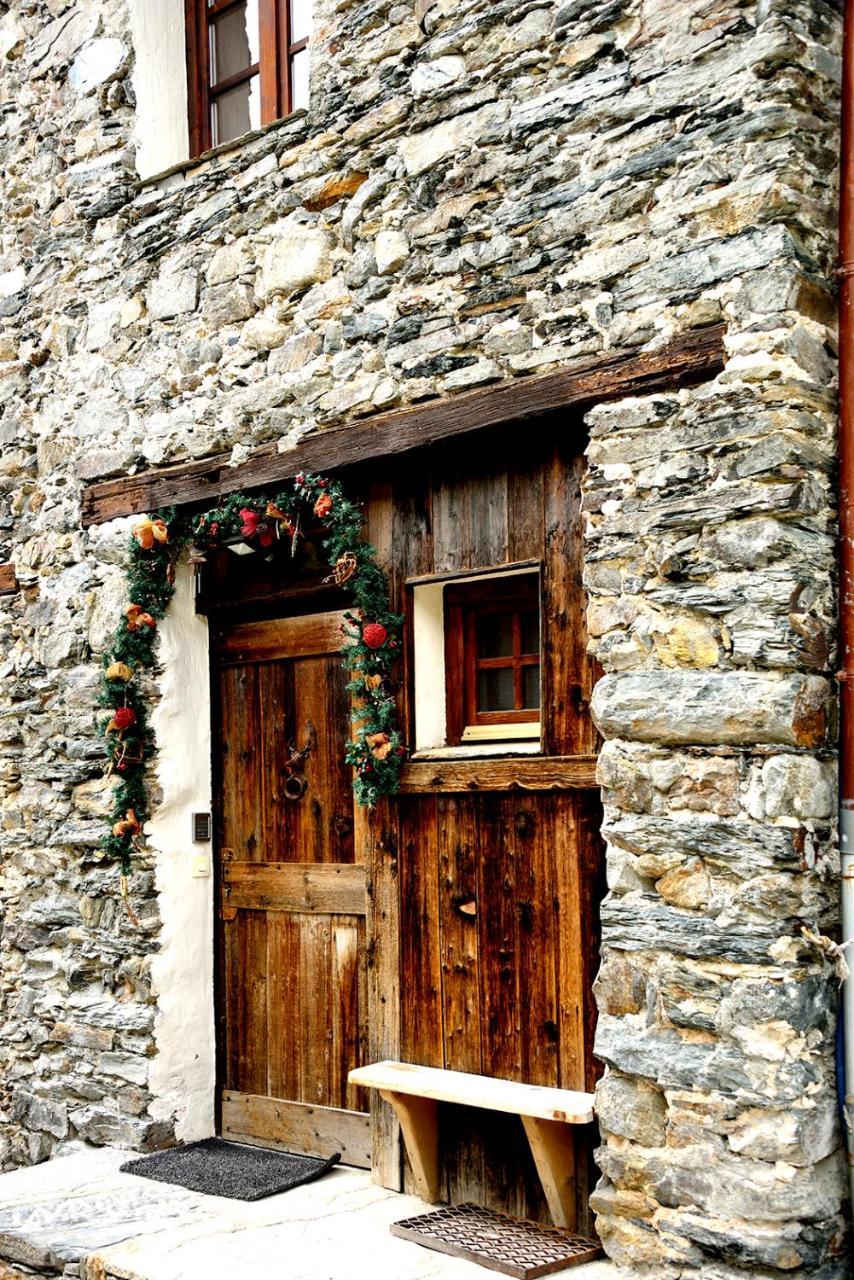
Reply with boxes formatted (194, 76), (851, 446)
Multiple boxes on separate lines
(80, 326), (725, 525)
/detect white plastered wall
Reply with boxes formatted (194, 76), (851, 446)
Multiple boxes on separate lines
(147, 563), (216, 1141)
(129, 0), (190, 179)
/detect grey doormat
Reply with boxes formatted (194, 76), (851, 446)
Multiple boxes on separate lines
(121, 1137), (341, 1201)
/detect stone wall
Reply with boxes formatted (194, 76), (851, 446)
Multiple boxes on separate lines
(0, 0), (848, 1274)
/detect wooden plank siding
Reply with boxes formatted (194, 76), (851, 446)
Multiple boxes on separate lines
(360, 431), (604, 1228)
(201, 414), (606, 1227)
(80, 326), (725, 525)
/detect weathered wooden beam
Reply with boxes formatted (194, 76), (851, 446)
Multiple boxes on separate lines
(398, 755), (599, 793)
(81, 325), (726, 526)
(0, 564), (17, 595)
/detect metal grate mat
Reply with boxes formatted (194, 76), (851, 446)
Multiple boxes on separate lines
(391, 1203), (603, 1278)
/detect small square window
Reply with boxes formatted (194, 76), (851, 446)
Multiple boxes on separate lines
(410, 566), (543, 756)
(444, 572), (541, 747)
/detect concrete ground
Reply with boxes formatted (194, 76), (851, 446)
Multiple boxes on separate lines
(0, 1147), (621, 1280)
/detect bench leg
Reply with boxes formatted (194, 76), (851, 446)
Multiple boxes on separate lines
(379, 1090), (441, 1204)
(521, 1116), (578, 1231)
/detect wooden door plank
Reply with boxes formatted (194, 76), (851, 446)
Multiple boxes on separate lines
(221, 1090), (372, 1168)
(399, 756), (598, 793)
(258, 661), (293, 861)
(543, 448), (600, 756)
(478, 795), (521, 1082)
(292, 653), (355, 865)
(82, 326), (726, 524)
(267, 912), (301, 1102)
(399, 796), (444, 1068)
(513, 796), (559, 1089)
(237, 910), (269, 1096)
(555, 795), (585, 1094)
(218, 664), (262, 860)
(357, 799), (403, 1190)
(330, 917), (366, 1110)
(213, 611), (346, 662)
(437, 796), (482, 1074)
(299, 913), (334, 1107)
(221, 914), (241, 1092)
(221, 862), (367, 913)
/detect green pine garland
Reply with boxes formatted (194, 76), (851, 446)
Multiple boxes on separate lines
(99, 473), (404, 872)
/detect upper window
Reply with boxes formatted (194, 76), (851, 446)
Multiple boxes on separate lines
(185, 0), (312, 156)
(444, 574), (541, 746)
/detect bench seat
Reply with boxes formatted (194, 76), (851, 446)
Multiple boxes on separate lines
(349, 1060), (595, 1230)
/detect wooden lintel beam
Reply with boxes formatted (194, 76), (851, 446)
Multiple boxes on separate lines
(81, 325), (726, 526)
(0, 564), (17, 595)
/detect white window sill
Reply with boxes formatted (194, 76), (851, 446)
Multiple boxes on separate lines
(411, 742), (542, 761)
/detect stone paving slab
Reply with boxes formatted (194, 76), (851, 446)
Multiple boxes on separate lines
(0, 1149), (621, 1280)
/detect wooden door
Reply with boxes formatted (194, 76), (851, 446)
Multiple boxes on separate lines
(214, 610), (371, 1168)
(366, 429), (605, 1230)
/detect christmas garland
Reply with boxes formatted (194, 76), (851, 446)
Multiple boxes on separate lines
(99, 473), (404, 871)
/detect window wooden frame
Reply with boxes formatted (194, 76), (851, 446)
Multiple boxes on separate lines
(185, 0), (309, 158)
(444, 574), (541, 746)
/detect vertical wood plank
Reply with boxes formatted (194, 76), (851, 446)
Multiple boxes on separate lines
(433, 473), (474, 574)
(471, 465), (509, 568)
(219, 664), (262, 859)
(363, 479), (407, 1188)
(238, 911), (268, 1096)
(292, 655), (355, 865)
(358, 799), (403, 1189)
(399, 796), (443, 1067)
(508, 453), (545, 564)
(298, 913), (333, 1105)
(221, 914), (241, 1092)
(437, 796), (482, 1074)
(477, 795), (520, 1081)
(330, 917), (364, 1110)
(544, 445), (601, 755)
(258, 661), (293, 861)
(555, 794), (585, 1093)
(514, 796), (560, 1089)
(267, 912), (301, 1102)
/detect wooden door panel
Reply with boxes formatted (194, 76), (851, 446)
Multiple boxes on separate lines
(215, 608), (369, 1165)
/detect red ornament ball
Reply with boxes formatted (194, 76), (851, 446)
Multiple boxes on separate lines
(362, 622), (387, 649)
(113, 706), (137, 731)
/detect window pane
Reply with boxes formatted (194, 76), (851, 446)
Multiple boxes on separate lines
(210, 1), (259, 85)
(290, 47), (310, 111)
(211, 75), (261, 146)
(478, 668), (514, 713)
(523, 664), (540, 711)
(520, 608), (539, 656)
(476, 613), (513, 659)
(290, 0), (313, 43)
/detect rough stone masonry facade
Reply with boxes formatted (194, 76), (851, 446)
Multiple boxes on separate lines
(0, 0), (848, 1276)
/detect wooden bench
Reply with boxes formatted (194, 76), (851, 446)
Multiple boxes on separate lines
(349, 1060), (595, 1230)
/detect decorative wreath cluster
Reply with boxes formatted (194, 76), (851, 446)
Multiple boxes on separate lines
(99, 473), (404, 871)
